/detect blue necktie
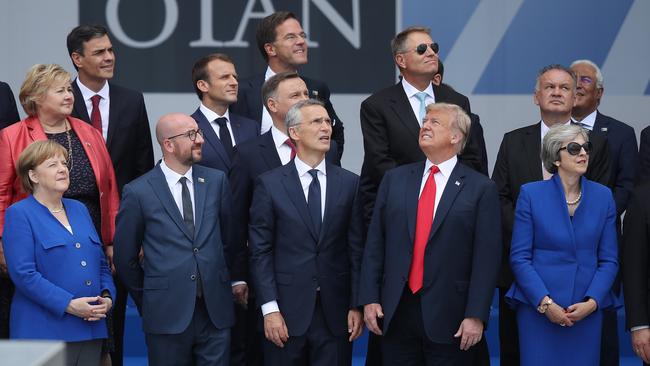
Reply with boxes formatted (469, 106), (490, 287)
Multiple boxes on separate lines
(415, 92), (428, 123)
(307, 169), (321, 236)
(215, 117), (234, 159)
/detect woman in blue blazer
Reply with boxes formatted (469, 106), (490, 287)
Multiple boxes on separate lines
(506, 124), (618, 365)
(3, 140), (114, 366)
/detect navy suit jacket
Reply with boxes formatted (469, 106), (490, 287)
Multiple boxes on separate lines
(590, 111), (638, 216)
(0, 81), (20, 129)
(230, 73), (344, 163)
(248, 160), (364, 336)
(191, 108), (259, 174)
(114, 164), (237, 334)
(506, 175), (619, 310)
(71, 81), (154, 194)
(358, 161), (501, 344)
(637, 126), (650, 185)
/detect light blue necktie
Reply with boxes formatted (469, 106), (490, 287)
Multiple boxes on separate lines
(415, 92), (428, 123)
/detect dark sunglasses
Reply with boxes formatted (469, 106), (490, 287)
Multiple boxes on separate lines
(558, 141), (592, 155)
(414, 42), (439, 55)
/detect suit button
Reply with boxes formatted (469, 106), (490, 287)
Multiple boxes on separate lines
(193, 248), (199, 253)
(190, 275), (197, 280)
(75, 243), (81, 249)
(85, 280), (92, 286)
(81, 260), (87, 267)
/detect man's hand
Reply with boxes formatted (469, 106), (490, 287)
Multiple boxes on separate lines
(347, 309), (363, 341)
(363, 303), (384, 335)
(632, 328), (650, 364)
(454, 317), (483, 351)
(232, 283), (248, 306)
(104, 246), (115, 274)
(565, 299), (597, 323)
(264, 312), (289, 348)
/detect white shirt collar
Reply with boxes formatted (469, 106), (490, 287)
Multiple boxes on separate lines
(199, 103), (230, 124)
(76, 78), (109, 101)
(573, 109), (597, 129)
(271, 125), (290, 149)
(294, 156), (327, 177)
(401, 78), (434, 99)
(540, 119), (571, 140)
(160, 159), (193, 187)
(264, 66), (277, 81)
(424, 155), (457, 178)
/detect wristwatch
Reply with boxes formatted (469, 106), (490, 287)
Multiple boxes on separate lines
(537, 298), (553, 314)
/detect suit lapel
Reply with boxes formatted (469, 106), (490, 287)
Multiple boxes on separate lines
(250, 74), (265, 121)
(523, 124), (543, 181)
(192, 168), (207, 236)
(389, 83), (421, 141)
(71, 81), (91, 122)
(260, 131), (283, 169)
(106, 83), (120, 150)
(593, 111), (608, 134)
(193, 109), (231, 168)
(230, 114), (244, 145)
(428, 163), (466, 241)
(148, 166), (193, 240)
(320, 163), (341, 243)
(406, 163), (425, 244)
(281, 161), (318, 241)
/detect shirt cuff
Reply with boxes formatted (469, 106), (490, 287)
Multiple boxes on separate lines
(261, 300), (279, 316)
(631, 325), (650, 332)
(231, 281), (246, 287)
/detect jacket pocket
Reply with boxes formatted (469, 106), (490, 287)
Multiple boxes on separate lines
(41, 239), (66, 250)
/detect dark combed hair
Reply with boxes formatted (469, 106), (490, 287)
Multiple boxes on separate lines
(255, 11), (298, 62)
(191, 53), (235, 100)
(261, 71), (300, 112)
(66, 24), (109, 70)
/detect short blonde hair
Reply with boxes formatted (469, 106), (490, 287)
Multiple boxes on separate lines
(19, 64), (72, 116)
(17, 140), (69, 194)
(424, 102), (471, 153)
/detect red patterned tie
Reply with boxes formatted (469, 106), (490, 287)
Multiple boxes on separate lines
(409, 165), (439, 293)
(90, 94), (102, 133)
(284, 138), (297, 160)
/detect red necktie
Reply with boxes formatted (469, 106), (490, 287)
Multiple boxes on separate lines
(284, 138), (297, 160)
(409, 165), (439, 293)
(90, 94), (103, 133)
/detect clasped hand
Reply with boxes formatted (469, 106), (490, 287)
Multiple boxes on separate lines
(66, 296), (112, 321)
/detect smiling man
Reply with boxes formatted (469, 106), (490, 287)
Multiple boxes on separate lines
(492, 64), (611, 366)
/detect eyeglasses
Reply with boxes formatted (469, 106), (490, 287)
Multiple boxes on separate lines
(167, 129), (203, 142)
(558, 141), (592, 155)
(405, 42), (439, 55)
(578, 76), (593, 85)
(304, 117), (333, 127)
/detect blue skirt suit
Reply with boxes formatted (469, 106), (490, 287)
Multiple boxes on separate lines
(3, 196), (115, 341)
(506, 175), (618, 365)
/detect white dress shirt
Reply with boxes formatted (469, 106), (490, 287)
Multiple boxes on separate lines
(261, 156), (328, 316)
(419, 156), (457, 213)
(402, 78), (435, 127)
(271, 125), (294, 165)
(260, 66), (277, 134)
(199, 103), (237, 145)
(159, 159), (195, 220)
(572, 109), (597, 131)
(76, 78), (110, 140)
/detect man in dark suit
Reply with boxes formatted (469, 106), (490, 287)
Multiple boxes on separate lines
(571, 59), (638, 366)
(230, 10), (343, 163)
(190, 53), (258, 175)
(492, 64), (611, 366)
(115, 113), (242, 365)
(359, 102), (501, 365)
(67, 24), (154, 366)
(249, 99), (363, 365)
(623, 183), (650, 365)
(0, 81), (20, 129)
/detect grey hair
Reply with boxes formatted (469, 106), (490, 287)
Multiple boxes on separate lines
(534, 64), (576, 92)
(541, 124), (589, 174)
(285, 99), (325, 136)
(570, 59), (604, 89)
(391, 26), (431, 56)
(424, 102), (471, 154)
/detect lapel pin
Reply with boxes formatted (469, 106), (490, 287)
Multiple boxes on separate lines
(455, 181), (460, 186)
(600, 127), (607, 132)
(198, 177), (205, 183)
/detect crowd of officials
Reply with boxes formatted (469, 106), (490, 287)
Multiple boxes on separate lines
(0, 10), (650, 366)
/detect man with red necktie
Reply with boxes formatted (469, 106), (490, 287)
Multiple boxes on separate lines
(359, 102), (501, 365)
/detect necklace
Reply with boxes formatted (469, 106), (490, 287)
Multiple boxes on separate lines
(64, 121), (74, 172)
(566, 191), (582, 205)
(50, 206), (64, 214)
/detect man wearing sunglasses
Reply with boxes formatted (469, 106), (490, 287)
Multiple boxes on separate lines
(115, 113), (244, 366)
(493, 64), (611, 366)
(231, 11), (343, 165)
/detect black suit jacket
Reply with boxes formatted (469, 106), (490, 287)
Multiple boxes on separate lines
(230, 73), (344, 163)
(590, 111), (638, 216)
(638, 126), (650, 185)
(358, 161), (501, 343)
(492, 122), (611, 287)
(622, 183), (650, 329)
(71, 81), (154, 194)
(228, 131), (339, 281)
(248, 161), (363, 336)
(0, 82), (20, 129)
(191, 108), (259, 174)
(359, 81), (487, 224)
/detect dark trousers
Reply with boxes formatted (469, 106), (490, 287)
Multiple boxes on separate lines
(110, 275), (127, 366)
(498, 286), (520, 366)
(67, 339), (103, 366)
(231, 300), (263, 366)
(146, 297), (231, 366)
(382, 289), (474, 366)
(264, 296), (352, 366)
(600, 309), (619, 366)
